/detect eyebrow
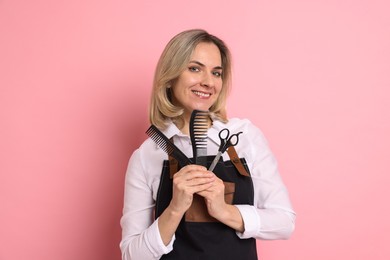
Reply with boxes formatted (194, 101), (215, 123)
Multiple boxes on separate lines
(189, 60), (223, 70)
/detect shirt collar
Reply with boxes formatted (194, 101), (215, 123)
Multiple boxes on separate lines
(162, 121), (182, 139)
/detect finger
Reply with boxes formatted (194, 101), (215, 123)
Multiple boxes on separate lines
(182, 164), (208, 172)
(173, 174), (214, 191)
(175, 170), (213, 181)
(186, 176), (215, 187)
(196, 179), (224, 195)
(188, 182), (215, 193)
(187, 171), (214, 180)
(174, 165), (206, 177)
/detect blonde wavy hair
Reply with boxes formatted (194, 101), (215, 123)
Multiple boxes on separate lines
(149, 29), (232, 130)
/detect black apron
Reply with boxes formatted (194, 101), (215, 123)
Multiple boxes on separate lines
(155, 146), (258, 260)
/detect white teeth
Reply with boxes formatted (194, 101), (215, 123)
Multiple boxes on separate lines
(193, 91), (210, 97)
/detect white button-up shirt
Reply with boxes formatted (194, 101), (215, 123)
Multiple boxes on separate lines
(120, 118), (296, 260)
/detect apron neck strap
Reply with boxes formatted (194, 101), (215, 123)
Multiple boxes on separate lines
(226, 146), (250, 177)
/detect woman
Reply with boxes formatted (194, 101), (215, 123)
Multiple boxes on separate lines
(120, 29), (296, 260)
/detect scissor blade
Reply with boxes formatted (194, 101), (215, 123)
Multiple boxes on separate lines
(208, 151), (223, 171)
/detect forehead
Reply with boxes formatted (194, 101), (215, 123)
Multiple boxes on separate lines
(190, 42), (222, 66)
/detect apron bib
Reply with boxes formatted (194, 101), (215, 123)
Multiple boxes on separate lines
(155, 146), (258, 260)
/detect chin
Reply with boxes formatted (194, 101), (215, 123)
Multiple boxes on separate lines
(193, 102), (214, 111)
(192, 106), (211, 112)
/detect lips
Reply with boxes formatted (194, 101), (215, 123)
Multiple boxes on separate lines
(192, 90), (211, 98)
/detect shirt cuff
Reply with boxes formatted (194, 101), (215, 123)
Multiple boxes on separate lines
(145, 218), (175, 257)
(235, 205), (260, 239)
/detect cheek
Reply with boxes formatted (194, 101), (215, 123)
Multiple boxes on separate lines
(173, 76), (196, 92)
(216, 81), (223, 94)
(179, 71), (199, 85)
(186, 76), (200, 86)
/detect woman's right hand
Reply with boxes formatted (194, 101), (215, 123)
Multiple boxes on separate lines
(159, 165), (214, 246)
(168, 165), (215, 215)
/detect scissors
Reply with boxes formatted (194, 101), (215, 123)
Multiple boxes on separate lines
(208, 128), (243, 171)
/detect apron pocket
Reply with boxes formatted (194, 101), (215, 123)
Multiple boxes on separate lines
(223, 181), (235, 205)
(184, 182), (236, 223)
(185, 194), (216, 222)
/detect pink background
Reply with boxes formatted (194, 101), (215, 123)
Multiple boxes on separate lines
(1, 0), (389, 259)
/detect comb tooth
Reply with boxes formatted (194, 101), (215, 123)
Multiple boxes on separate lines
(156, 138), (165, 147)
(167, 146), (174, 155)
(146, 125), (192, 165)
(194, 118), (208, 121)
(194, 134), (207, 138)
(147, 126), (169, 153)
(149, 127), (183, 156)
(156, 140), (168, 153)
(190, 110), (209, 166)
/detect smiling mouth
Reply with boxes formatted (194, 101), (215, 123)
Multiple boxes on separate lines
(192, 90), (211, 98)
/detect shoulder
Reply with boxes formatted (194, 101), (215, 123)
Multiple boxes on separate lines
(128, 137), (162, 165)
(226, 117), (252, 128)
(226, 118), (265, 139)
(213, 117), (267, 141)
(134, 137), (162, 159)
(129, 121), (178, 164)
(224, 117), (270, 154)
(126, 137), (166, 185)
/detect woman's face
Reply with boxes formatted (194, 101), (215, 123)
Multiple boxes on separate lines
(171, 42), (223, 119)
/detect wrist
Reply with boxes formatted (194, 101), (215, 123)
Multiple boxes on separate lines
(214, 204), (245, 232)
(166, 203), (186, 220)
(217, 203), (233, 220)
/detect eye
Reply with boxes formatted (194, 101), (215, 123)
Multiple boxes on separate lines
(213, 71), (222, 77)
(189, 66), (200, 72)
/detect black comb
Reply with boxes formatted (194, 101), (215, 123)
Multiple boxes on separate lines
(189, 110), (209, 166)
(146, 125), (192, 165)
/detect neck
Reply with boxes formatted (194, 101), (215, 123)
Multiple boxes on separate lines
(179, 117), (191, 135)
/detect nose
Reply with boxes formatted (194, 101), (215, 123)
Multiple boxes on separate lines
(200, 72), (214, 88)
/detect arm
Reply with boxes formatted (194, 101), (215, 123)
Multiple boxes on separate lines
(158, 165), (215, 245)
(197, 120), (295, 239)
(236, 122), (296, 240)
(197, 176), (245, 232)
(120, 150), (172, 260)
(120, 149), (215, 259)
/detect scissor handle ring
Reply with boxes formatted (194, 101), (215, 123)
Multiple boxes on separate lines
(219, 128), (230, 140)
(227, 131), (243, 146)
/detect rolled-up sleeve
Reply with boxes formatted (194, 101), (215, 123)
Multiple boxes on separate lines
(233, 119), (296, 240)
(120, 148), (175, 260)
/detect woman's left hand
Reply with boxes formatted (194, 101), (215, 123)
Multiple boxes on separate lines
(196, 173), (227, 220)
(197, 172), (245, 232)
